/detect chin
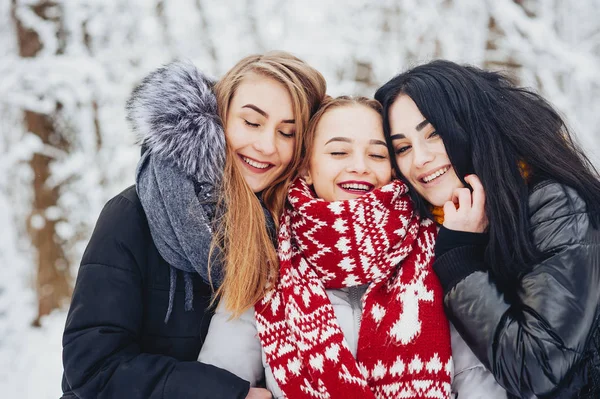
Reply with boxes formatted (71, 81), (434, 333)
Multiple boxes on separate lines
(420, 186), (455, 208)
(428, 200), (447, 208)
(418, 192), (445, 208)
(244, 178), (265, 193)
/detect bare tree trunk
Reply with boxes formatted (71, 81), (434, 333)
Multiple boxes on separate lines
(11, 0), (71, 326)
(484, 15), (522, 78)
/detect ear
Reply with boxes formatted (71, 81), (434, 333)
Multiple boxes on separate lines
(302, 168), (313, 185)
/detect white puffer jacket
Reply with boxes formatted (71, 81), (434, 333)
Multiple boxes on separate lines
(199, 286), (507, 399)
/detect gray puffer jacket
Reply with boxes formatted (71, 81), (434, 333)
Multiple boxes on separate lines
(433, 181), (600, 398)
(199, 287), (506, 398)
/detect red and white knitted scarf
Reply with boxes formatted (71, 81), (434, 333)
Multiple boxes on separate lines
(255, 178), (452, 399)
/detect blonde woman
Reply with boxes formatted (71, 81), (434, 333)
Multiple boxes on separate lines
(60, 52), (326, 399)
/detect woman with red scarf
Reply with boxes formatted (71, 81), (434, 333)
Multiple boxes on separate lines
(200, 96), (453, 399)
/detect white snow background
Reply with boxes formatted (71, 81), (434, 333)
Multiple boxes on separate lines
(1, 0), (599, 397)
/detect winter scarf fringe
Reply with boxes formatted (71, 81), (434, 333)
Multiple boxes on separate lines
(255, 178), (452, 399)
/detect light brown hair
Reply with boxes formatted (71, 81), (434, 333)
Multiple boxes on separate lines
(299, 96), (383, 175)
(211, 51), (327, 316)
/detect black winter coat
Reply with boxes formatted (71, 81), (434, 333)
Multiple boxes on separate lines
(433, 181), (600, 398)
(61, 186), (250, 399)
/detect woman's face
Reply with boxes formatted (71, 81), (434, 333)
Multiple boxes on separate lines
(225, 73), (296, 193)
(388, 95), (463, 207)
(306, 104), (392, 202)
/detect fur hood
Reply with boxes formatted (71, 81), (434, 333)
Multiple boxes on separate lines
(126, 61), (225, 184)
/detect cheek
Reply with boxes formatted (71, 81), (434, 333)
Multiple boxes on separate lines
(277, 139), (295, 166)
(225, 123), (247, 150)
(309, 161), (335, 189)
(433, 141), (449, 159)
(376, 163), (393, 184)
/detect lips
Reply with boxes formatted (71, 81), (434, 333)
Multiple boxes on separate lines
(238, 154), (274, 173)
(337, 180), (375, 194)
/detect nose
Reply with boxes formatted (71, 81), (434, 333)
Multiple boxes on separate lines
(252, 130), (276, 156)
(412, 143), (435, 168)
(347, 153), (369, 175)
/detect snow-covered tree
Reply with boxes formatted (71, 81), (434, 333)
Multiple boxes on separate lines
(0, 1), (598, 395)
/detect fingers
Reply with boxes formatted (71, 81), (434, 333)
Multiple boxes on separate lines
(465, 174), (486, 211)
(452, 187), (472, 211)
(442, 174), (488, 233)
(443, 200), (457, 216)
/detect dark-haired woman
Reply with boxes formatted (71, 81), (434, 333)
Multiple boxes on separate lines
(375, 60), (600, 398)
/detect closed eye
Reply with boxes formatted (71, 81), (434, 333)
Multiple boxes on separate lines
(279, 131), (294, 138)
(370, 154), (388, 159)
(330, 152), (347, 156)
(244, 120), (259, 128)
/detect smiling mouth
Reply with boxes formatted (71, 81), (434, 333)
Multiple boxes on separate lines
(239, 155), (274, 172)
(337, 182), (375, 194)
(421, 166), (450, 183)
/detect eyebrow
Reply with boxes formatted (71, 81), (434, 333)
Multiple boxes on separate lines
(390, 119), (431, 140)
(416, 119), (430, 131)
(325, 137), (387, 146)
(325, 137), (352, 145)
(242, 104), (295, 124)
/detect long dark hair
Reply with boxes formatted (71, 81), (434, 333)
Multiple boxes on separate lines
(375, 60), (600, 292)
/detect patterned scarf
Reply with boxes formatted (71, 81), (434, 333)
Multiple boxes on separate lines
(255, 178), (452, 399)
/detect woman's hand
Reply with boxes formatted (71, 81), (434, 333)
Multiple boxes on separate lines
(246, 388), (273, 399)
(443, 174), (489, 233)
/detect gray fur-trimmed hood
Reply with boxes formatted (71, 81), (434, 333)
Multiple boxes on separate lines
(126, 61), (225, 184)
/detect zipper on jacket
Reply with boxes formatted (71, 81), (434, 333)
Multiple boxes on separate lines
(348, 286), (363, 342)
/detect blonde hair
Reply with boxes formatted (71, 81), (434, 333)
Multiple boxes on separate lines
(299, 96), (382, 175)
(211, 51), (327, 316)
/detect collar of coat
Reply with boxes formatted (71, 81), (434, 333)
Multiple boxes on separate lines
(126, 60), (225, 187)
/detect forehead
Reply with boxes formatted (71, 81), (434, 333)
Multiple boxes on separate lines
(230, 73), (293, 115)
(389, 95), (426, 131)
(315, 105), (383, 142)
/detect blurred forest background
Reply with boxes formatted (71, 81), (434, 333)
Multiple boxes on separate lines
(1, 0), (599, 397)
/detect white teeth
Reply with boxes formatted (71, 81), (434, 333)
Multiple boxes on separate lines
(423, 167), (449, 183)
(242, 156), (270, 169)
(340, 183), (371, 191)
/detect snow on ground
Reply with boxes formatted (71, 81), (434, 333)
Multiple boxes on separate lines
(0, 299), (66, 398)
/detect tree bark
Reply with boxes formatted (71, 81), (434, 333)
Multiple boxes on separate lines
(484, 13), (523, 77)
(11, 0), (71, 326)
